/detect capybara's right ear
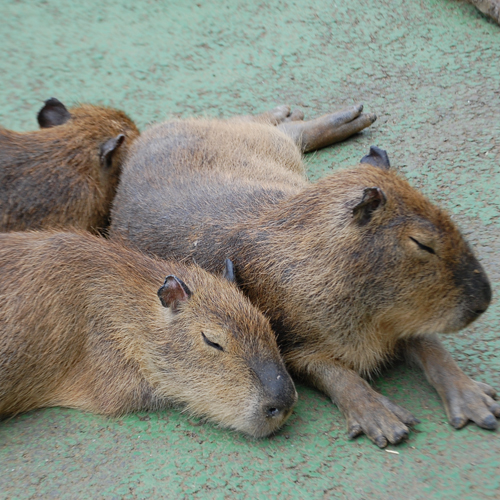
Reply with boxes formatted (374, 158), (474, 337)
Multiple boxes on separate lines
(158, 275), (192, 312)
(99, 134), (126, 168)
(360, 146), (390, 170)
(222, 258), (236, 283)
(352, 187), (387, 226)
(37, 98), (71, 128)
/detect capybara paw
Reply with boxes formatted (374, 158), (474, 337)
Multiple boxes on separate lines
(344, 393), (419, 448)
(445, 378), (500, 430)
(266, 105), (305, 125)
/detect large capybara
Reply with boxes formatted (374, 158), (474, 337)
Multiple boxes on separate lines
(0, 98), (139, 233)
(0, 230), (297, 437)
(109, 104), (497, 447)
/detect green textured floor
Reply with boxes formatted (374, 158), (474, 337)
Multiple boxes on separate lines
(1, 0), (499, 498)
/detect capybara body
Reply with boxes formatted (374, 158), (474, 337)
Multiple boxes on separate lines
(0, 98), (139, 233)
(110, 114), (497, 447)
(0, 231), (297, 437)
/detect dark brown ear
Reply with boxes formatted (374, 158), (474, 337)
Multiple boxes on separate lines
(353, 187), (386, 225)
(158, 275), (192, 312)
(100, 134), (125, 168)
(222, 258), (235, 283)
(37, 98), (71, 128)
(360, 146), (390, 170)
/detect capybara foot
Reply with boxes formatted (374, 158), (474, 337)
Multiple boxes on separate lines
(443, 377), (500, 430)
(244, 105), (305, 125)
(342, 383), (420, 448)
(277, 104), (377, 152)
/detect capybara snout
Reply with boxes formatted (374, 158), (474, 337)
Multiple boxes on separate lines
(251, 360), (297, 426)
(167, 271), (297, 437)
(454, 253), (492, 326)
(318, 163), (493, 339)
(0, 231), (295, 437)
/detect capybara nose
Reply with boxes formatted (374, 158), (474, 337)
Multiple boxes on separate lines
(265, 404), (294, 419)
(470, 270), (492, 312)
(463, 271), (492, 325)
(254, 360), (297, 415)
(266, 407), (281, 418)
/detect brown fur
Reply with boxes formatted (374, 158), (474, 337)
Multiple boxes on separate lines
(110, 115), (497, 447)
(0, 103), (139, 233)
(0, 230), (297, 437)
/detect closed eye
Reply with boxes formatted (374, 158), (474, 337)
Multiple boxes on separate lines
(410, 236), (436, 255)
(202, 332), (224, 351)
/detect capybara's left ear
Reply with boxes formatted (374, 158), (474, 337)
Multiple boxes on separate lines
(352, 187), (387, 226)
(360, 146), (390, 170)
(158, 275), (192, 312)
(99, 134), (125, 168)
(37, 98), (71, 128)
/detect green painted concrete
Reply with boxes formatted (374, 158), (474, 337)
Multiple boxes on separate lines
(1, 0), (499, 498)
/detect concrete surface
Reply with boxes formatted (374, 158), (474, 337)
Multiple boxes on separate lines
(0, 0), (499, 498)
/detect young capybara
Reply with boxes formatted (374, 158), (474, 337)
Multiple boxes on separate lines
(0, 98), (139, 233)
(109, 104), (497, 447)
(0, 230), (297, 437)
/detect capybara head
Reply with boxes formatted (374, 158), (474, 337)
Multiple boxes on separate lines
(273, 146), (491, 344)
(151, 259), (298, 437)
(36, 97), (140, 198)
(0, 98), (140, 232)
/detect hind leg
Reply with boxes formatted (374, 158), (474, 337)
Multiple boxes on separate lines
(277, 104), (377, 153)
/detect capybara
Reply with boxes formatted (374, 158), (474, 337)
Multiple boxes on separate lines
(0, 98), (139, 233)
(109, 104), (497, 447)
(0, 230), (297, 437)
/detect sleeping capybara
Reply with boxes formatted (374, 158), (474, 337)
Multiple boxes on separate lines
(0, 230), (297, 437)
(0, 98), (139, 233)
(109, 107), (496, 447)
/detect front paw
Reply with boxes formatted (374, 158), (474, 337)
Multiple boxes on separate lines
(343, 386), (420, 448)
(442, 378), (500, 430)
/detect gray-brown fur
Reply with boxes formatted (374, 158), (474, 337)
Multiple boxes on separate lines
(0, 230), (297, 437)
(110, 108), (498, 447)
(0, 99), (139, 233)
(466, 0), (500, 24)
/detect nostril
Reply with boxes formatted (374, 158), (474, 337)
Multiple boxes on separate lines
(266, 407), (280, 418)
(475, 309), (486, 316)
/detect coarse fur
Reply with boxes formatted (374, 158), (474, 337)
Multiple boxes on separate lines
(0, 230), (297, 438)
(0, 101), (139, 233)
(110, 114), (497, 447)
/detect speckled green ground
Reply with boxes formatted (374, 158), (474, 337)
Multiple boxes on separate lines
(1, 0), (499, 498)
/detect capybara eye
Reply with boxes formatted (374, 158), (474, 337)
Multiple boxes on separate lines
(409, 237), (436, 255)
(202, 332), (224, 351)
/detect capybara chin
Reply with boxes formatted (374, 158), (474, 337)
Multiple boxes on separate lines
(0, 98), (139, 233)
(0, 231), (297, 438)
(109, 109), (497, 448)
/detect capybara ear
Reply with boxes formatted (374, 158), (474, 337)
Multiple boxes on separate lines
(352, 187), (387, 226)
(99, 134), (126, 168)
(360, 146), (390, 170)
(157, 275), (192, 312)
(37, 98), (71, 128)
(222, 258), (236, 283)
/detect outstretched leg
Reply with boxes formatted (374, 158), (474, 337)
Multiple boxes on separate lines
(287, 352), (419, 448)
(402, 334), (500, 430)
(278, 104), (377, 153)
